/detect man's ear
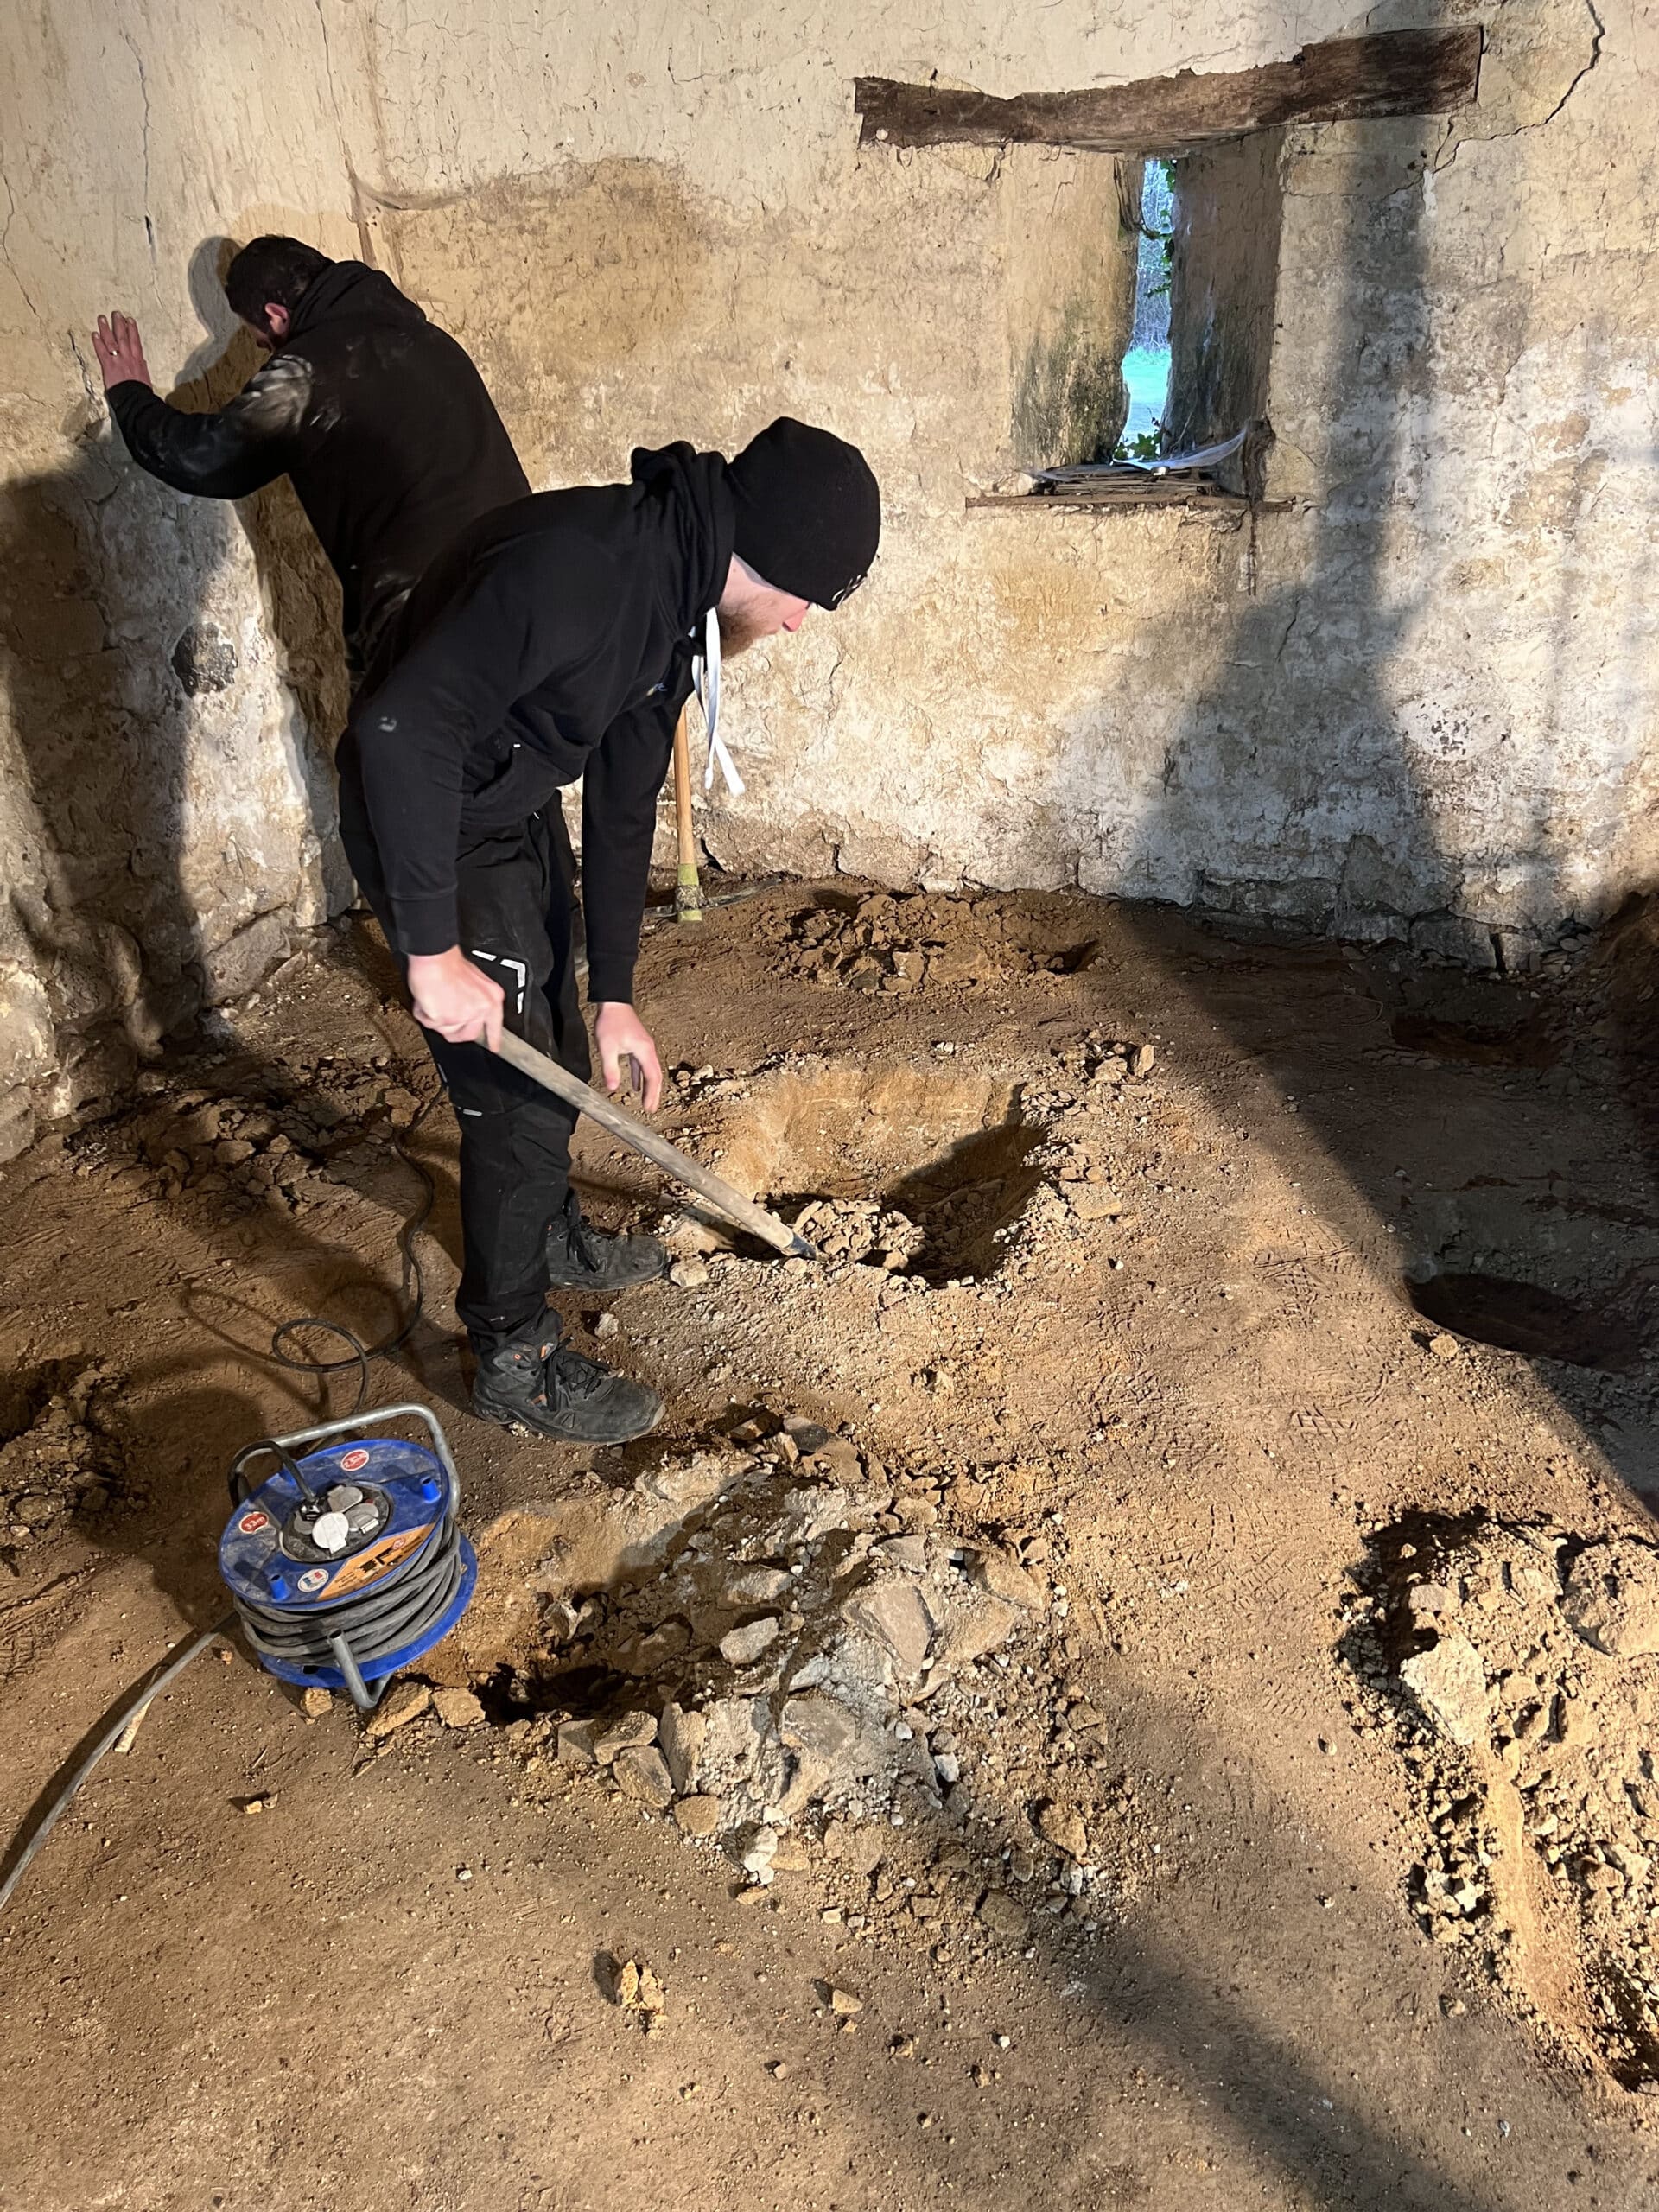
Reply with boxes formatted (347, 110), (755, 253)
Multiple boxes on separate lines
(264, 302), (290, 342)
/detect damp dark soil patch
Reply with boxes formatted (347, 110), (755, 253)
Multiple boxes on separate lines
(1390, 1012), (1559, 1067)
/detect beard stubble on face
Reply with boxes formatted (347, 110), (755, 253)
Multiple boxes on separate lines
(714, 602), (774, 658)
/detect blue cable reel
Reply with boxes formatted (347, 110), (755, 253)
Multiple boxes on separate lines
(220, 1405), (477, 1712)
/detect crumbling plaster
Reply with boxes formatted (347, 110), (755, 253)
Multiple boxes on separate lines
(2, 0), (1655, 1154)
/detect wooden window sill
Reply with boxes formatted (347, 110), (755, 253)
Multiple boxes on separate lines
(967, 484), (1287, 514)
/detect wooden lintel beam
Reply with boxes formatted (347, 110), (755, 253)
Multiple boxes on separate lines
(855, 29), (1483, 157)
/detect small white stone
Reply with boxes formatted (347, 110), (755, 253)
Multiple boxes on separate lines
(720, 1618), (780, 1667)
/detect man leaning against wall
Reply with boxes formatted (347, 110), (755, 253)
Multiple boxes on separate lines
(93, 235), (528, 677)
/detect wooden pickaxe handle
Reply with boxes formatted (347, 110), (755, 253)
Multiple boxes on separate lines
(671, 707), (703, 924)
(488, 1029), (813, 1260)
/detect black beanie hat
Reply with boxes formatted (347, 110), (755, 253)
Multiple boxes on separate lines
(726, 417), (880, 609)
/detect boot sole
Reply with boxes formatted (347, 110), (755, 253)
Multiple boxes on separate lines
(473, 1385), (665, 1446)
(541, 1265), (670, 1292)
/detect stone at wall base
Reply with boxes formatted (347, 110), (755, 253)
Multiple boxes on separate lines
(0, 1090), (35, 1166)
(202, 912), (292, 1007)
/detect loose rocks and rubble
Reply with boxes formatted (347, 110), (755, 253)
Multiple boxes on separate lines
(0, 1362), (130, 1549)
(365, 1680), (431, 1741)
(759, 891), (1099, 996)
(609, 1955), (667, 2034)
(69, 1039), (435, 1224)
(788, 1198), (926, 1270)
(385, 1421), (1140, 1973)
(432, 1687), (485, 1728)
(1340, 1512), (1659, 2087)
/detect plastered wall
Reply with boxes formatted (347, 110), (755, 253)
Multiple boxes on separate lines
(1, 0), (1653, 1153)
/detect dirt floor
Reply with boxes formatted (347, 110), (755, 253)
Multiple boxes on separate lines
(3, 879), (1659, 2210)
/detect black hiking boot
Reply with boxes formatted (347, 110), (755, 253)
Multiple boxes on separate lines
(472, 1325), (664, 1445)
(543, 1195), (670, 1292)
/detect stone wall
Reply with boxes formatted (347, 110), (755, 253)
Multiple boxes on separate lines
(2, 0), (1654, 1152)
(0, 0), (368, 1154)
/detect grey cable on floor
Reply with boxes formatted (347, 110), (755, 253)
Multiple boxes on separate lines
(0, 1615), (233, 1912)
(2, 1052), (441, 1910)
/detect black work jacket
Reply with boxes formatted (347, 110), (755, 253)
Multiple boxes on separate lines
(341, 443), (736, 1003)
(106, 262), (528, 668)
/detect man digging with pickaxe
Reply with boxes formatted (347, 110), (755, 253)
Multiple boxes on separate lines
(340, 420), (880, 1447)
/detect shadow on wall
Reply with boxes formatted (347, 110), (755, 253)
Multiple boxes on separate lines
(0, 236), (346, 1133)
(0, 440), (220, 1116)
(1098, 118), (1451, 954)
(1089, 4), (1640, 971)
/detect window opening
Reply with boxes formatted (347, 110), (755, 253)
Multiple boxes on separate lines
(1119, 158), (1174, 461)
(861, 30), (1486, 517)
(976, 141), (1281, 514)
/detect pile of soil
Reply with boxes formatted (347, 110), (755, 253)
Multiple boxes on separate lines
(1342, 1513), (1659, 2087)
(760, 890), (1099, 995)
(0, 1361), (129, 1554)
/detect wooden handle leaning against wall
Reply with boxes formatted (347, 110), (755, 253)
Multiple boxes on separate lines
(671, 707), (703, 924)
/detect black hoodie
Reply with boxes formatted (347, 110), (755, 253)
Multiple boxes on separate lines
(340, 442), (735, 1003)
(105, 262), (528, 667)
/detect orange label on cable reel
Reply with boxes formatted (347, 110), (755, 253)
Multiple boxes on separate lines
(319, 1522), (433, 1599)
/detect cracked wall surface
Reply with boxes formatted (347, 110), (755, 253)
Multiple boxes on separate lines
(2, 0), (1656, 1153)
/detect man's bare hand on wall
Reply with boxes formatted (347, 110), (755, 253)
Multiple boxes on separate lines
(92, 313), (151, 391)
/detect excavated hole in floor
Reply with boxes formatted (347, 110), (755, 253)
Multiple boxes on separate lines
(709, 1064), (1043, 1281)
(429, 1499), (708, 1727)
(1408, 1272), (1651, 1372)
(474, 1656), (634, 1724)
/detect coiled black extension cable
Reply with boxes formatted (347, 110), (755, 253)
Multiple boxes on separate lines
(226, 1432), (466, 1710)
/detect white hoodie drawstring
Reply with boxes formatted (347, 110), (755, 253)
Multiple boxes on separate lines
(691, 607), (744, 798)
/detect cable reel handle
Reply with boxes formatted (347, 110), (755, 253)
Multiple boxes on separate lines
(226, 1404), (460, 1515)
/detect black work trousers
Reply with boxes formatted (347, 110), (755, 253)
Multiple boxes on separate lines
(340, 787), (588, 1354)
